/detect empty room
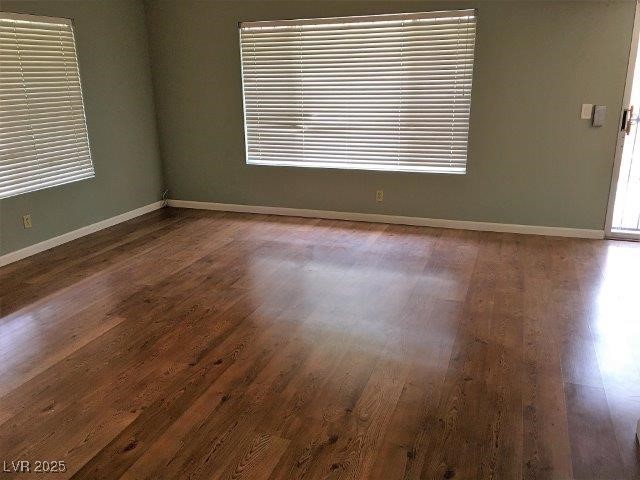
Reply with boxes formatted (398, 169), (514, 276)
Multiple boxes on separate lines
(1, 0), (639, 479)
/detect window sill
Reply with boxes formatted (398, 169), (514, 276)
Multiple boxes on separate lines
(246, 160), (466, 175)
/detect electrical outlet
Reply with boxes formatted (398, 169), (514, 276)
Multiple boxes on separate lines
(22, 214), (32, 229)
(376, 190), (384, 203)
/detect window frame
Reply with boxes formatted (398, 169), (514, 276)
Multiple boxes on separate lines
(0, 11), (95, 199)
(238, 9), (477, 175)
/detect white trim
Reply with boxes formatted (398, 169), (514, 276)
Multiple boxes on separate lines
(240, 9), (476, 29)
(0, 11), (73, 26)
(168, 199), (604, 239)
(605, 1), (640, 238)
(0, 201), (163, 267)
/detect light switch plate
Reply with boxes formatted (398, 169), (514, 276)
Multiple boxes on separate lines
(592, 105), (606, 127)
(581, 104), (593, 120)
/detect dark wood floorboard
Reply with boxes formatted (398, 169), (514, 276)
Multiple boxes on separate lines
(0, 207), (639, 479)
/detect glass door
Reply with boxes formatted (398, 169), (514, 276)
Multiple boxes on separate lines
(608, 4), (640, 239)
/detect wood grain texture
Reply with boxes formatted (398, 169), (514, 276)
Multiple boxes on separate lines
(0, 207), (638, 479)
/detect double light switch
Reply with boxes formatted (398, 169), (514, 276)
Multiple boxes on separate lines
(581, 103), (606, 127)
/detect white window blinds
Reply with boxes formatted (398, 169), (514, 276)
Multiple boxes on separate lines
(0, 12), (94, 199)
(239, 10), (476, 174)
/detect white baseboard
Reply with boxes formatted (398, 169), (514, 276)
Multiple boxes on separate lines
(0, 201), (164, 268)
(0, 198), (603, 269)
(167, 199), (604, 239)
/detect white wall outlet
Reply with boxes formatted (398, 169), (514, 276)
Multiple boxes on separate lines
(22, 214), (32, 229)
(376, 190), (384, 203)
(581, 103), (593, 120)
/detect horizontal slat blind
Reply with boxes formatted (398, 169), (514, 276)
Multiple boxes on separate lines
(0, 12), (94, 199)
(239, 10), (476, 173)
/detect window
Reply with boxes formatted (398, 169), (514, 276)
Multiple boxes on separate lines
(239, 10), (476, 174)
(0, 12), (94, 199)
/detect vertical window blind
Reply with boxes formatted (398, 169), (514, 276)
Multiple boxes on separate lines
(239, 10), (476, 174)
(0, 12), (94, 199)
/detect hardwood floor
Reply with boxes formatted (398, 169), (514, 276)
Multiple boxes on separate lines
(0, 207), (639, 479)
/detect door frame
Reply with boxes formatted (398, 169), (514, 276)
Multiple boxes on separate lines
(605, 1), (640, 239)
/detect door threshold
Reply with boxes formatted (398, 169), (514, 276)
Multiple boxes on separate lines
(607, 229), (640, 241)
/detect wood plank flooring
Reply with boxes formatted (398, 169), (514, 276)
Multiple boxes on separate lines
(0, 207), (639, 479)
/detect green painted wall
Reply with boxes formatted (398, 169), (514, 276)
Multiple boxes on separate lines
(0, 0), (635, 258)
(0, 0), (164, 255)
(145, 0), (635, 230)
